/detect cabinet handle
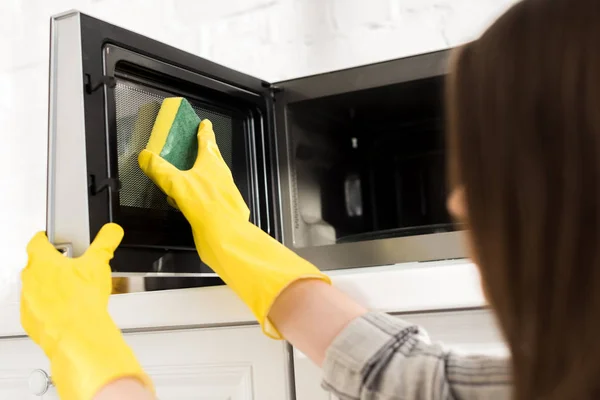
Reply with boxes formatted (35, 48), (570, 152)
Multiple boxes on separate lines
(28, 369), (53, 396)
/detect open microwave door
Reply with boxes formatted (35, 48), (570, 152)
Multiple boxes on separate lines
(47, 11), (279, 275)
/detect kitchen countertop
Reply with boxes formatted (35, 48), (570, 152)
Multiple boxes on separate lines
(0, 260), (486, 337)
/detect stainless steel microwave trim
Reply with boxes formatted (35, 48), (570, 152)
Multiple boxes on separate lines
(112, 272), (218, 278)
(295, 231), (467, 271)
(277, 50), (451, 103)
(47, 11), (91, 256)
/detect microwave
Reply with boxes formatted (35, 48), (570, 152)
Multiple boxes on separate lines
(47, 11), (467, 289)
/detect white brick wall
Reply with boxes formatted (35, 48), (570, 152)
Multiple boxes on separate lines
(0, 0), (518, 304)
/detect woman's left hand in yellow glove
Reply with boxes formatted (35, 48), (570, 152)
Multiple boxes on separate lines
(20, 223), (154, 400)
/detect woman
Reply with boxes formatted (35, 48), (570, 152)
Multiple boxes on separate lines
(20, 0), (600, 398)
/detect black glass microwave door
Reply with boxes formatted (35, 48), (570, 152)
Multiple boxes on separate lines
(73, 13), (281, 280)
(79, 14), (278, 270)
(112, 78), (242, 249)
(100, 44), (261, 251)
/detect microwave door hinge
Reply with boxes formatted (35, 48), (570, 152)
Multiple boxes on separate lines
(271, 86), (283, 100)
(89, 175), (122, 196)
(85, 74), (117, 94)
(262, 82), (283, 100)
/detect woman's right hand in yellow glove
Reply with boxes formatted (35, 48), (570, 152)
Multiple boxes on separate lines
(139, 120), (331, 339)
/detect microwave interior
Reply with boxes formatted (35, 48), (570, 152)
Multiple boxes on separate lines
(285, 76), (455, 248)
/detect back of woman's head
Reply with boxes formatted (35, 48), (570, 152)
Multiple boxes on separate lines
(447, 0), (600, 398)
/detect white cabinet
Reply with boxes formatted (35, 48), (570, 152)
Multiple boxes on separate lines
(0, 337), (57, 399)
(293, 309), (507, 400)
(126, 325), (291, 400)
(0, 325), (291, 400)
(0, 264), (490, 399)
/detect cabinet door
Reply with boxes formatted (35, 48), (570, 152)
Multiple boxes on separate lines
(293, 309), (506, 400)
(0, 337), (58, 399)
(125, 325), (291, 400)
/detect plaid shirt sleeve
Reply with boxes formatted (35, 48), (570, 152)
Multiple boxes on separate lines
(322, 312), (512, 400)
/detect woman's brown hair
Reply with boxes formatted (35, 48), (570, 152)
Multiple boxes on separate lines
(447, 0), (600, 398)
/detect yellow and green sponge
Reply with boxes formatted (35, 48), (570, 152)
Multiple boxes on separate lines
(145, 97), (200, 171)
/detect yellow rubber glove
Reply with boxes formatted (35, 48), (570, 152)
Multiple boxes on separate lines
(139, 120), (331, 339)
(21, 223), (154, 400)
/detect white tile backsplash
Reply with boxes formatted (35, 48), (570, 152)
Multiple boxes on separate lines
(0, 73), (12, 111)
(330, 0), (394, 31)
(0, 65), (48, 305)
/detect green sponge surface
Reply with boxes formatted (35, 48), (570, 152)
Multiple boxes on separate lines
(160, 98), (201, 171)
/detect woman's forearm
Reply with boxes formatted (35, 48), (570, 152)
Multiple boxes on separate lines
(94, 378), (155, 400)
(90, 282), (362, 399)
(91, 282), (362, 400)
(268, 279), (367, 366)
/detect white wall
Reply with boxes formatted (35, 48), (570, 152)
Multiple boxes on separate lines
(0, 0), (517, 305)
